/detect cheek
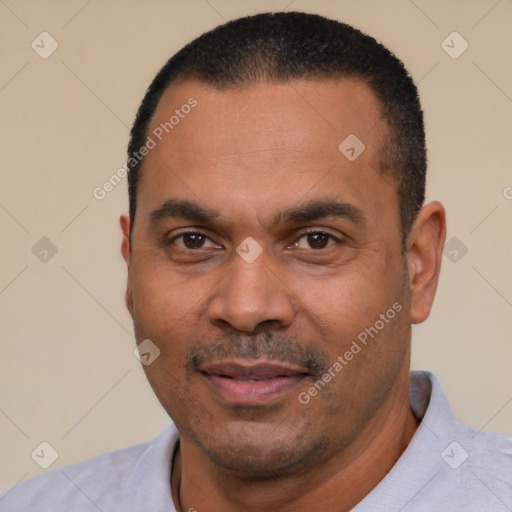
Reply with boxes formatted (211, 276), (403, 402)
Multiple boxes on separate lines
(129, 258), (222, 371)
(130, 257), (200, 320)
(130, 264), (198, 407)
(293, 264), (395, 333)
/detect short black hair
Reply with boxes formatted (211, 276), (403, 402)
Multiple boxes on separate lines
(127, 11), (426, 242)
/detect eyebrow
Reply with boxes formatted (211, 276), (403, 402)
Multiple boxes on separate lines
(149, 199), (220, 224)
(149, 198), (365, 228)
(273, 199), (366, 227)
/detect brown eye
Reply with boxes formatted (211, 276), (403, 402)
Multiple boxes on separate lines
(172, 233), (219, 250)
(183, 234), (205, 248)
(295, 232), (337, 250)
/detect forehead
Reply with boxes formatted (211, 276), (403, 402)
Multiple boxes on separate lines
(148, 76), (385, 156)
(136, 77), (397, 232)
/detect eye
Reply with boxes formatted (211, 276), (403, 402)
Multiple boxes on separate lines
(294, 232), (338, 250)
(171, 232), (220, 250)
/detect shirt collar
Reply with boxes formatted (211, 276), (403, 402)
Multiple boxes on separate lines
(123, 371), (457, 512)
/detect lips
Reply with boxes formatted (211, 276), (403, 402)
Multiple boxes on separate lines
(199, 360), (309, 405)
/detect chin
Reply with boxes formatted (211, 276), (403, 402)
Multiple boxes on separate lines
(190, 422), (328, 480)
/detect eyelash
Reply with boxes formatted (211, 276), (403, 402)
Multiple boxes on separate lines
(168, 229), (343, 251)
(170, 230), (220, 250)
(292, 228), (341, 250)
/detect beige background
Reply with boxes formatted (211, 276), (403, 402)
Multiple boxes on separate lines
(1, 0), (511, 492)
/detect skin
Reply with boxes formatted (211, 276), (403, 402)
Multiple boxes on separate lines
(120, 78), (446, 512)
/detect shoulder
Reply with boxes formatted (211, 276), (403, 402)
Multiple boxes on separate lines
(458, 427), (512, 496)
(417, 370), (512, 472)
(419, 370), (512, 476)
(355, 372), (512, 511)
(424, 428), (512, 510)
(412, 371), (512, 509)
(0, 425), (178, 512)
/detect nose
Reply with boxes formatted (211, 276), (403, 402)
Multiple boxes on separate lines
(208, 253), (295, 334)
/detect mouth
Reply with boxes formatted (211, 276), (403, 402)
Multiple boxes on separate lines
(199, 359), (309, 406)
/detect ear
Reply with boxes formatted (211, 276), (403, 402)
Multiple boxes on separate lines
(120, 214), (133, 316)
(405, 201), (446, 324)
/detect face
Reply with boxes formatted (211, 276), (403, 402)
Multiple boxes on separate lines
(122, 78), (419, 476)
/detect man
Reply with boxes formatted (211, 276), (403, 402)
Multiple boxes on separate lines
(1, 11), (510, 512)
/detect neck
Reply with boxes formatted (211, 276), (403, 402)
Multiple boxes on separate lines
(172, 379), (419, 512)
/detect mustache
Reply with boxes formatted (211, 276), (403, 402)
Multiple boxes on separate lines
(186, 332), (329, 376)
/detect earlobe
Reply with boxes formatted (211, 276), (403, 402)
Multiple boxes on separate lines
(406, 201), (446, 324)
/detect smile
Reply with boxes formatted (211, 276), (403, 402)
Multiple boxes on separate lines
(199, 359), (309, 405)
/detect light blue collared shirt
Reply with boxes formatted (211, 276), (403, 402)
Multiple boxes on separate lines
(1, 371), (511, 511)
